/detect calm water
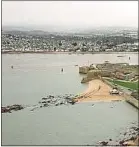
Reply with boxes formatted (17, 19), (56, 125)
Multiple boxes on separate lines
(2, 53), (138, 145)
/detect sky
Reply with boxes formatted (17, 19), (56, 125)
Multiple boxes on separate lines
(2, 1), (138, 30)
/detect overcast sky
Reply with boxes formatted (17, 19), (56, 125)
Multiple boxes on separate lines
(2, 1), (138, 29)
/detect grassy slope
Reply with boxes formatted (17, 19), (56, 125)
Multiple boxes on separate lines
(107, 79), (138, 90)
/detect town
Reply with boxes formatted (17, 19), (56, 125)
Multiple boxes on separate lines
(2, 28), (138, 53)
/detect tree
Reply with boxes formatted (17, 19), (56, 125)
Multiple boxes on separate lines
(59, 42), (62, 46)
(72, 42), (77, 46)
(82, 43), (86, 46)
(54, 47), (56, 51)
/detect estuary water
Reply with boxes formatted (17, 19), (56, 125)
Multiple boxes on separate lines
(2, 53), (138, 145)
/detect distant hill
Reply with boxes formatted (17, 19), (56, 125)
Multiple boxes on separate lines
(2, 25), (137, 36)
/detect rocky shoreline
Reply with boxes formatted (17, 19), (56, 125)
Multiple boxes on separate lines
(1, 94), (78, 113)
(2, 104), (24, 113)
(97, 123), (139, 146)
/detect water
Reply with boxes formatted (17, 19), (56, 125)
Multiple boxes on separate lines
(2, 53), (138, 145)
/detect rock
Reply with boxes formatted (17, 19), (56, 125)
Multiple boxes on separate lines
(2, 104), (24, 113)
(89, 64), (97, 70)
(30, 107), (38, 111)
(131, 126), (137, 130)
(131, 91), (138, 100)
(135, 128), (139, 131)
(36, 94), (77, 109)
(109, 139), (112, 141)
(67, 99), (77, 105)
(41, 101), (47, 104)
(49, 95), (54, 98)
(101, 70), (112, 77)
(42, 97), (47, 100)
(65, 101), (68, 105)
(124, 132), (127, 136)
(119, 140), (124, 145)
(43, 103), (49, 107)
(115, 72), (127, 80)
(81, 77), (91, 83)
(132, 132), (136, 135)
(129, 136), (135, 140)
(65, 96), (71, 100)
(51, 99), (57, 103)
(123, 141), (135, 146)
(46, 100), (51, 103)
(11, 104), (24, 110)
(55, 103), (59, 106)
(1, 107), (11, 113)
(60, 102), (64, 105)
(87, 70), (101, 79)
(99, 141), (108, 146)
(79, 66), (90, 74)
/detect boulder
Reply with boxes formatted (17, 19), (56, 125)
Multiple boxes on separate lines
(81, 70), (102, 83)
(96, 63), (113, 70)
(79, 66), (89, 74)
(101, 70), (112, 77)
(119, 140), (124, 145)
(1, 107), (11, 113)
(81, 77), (92, 83)
(2, 104), (24, 113)
(87, 70), (101, 79)
(99, 141), (108, 146)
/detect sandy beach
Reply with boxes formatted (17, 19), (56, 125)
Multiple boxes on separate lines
(75, 79), (124, 102)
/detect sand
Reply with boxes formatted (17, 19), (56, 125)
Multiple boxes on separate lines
(75, 79), (124, 102)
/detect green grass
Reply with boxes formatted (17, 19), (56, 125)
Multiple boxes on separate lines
(107, 79), (138, 90)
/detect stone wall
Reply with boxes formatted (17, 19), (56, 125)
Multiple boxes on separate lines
(87, 70), (101, 79)
(103, 78), (139, 109)
(79, 66), (89, 74)
(126, 96), (139, 109)
(81, 77), (92, 83)
(115, 72), (126, 80)
(101, 70), (112, 77)
(79, 62), (138, 83)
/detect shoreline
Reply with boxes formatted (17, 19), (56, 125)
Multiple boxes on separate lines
(75, 79), (124, 102)
(2, 51), (138, 54)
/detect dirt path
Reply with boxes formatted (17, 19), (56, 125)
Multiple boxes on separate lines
(75, 79), (124, 102)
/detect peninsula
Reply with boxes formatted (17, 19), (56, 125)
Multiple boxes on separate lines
(75, 62), (138, 107)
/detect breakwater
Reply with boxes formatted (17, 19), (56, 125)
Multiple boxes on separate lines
(126, 96), (139, 109)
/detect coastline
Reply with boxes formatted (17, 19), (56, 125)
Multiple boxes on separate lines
(75, 79), (124, 102)
(2, 51), (138, 54)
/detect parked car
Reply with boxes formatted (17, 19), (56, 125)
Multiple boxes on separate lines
(110, 89), (119, 95)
